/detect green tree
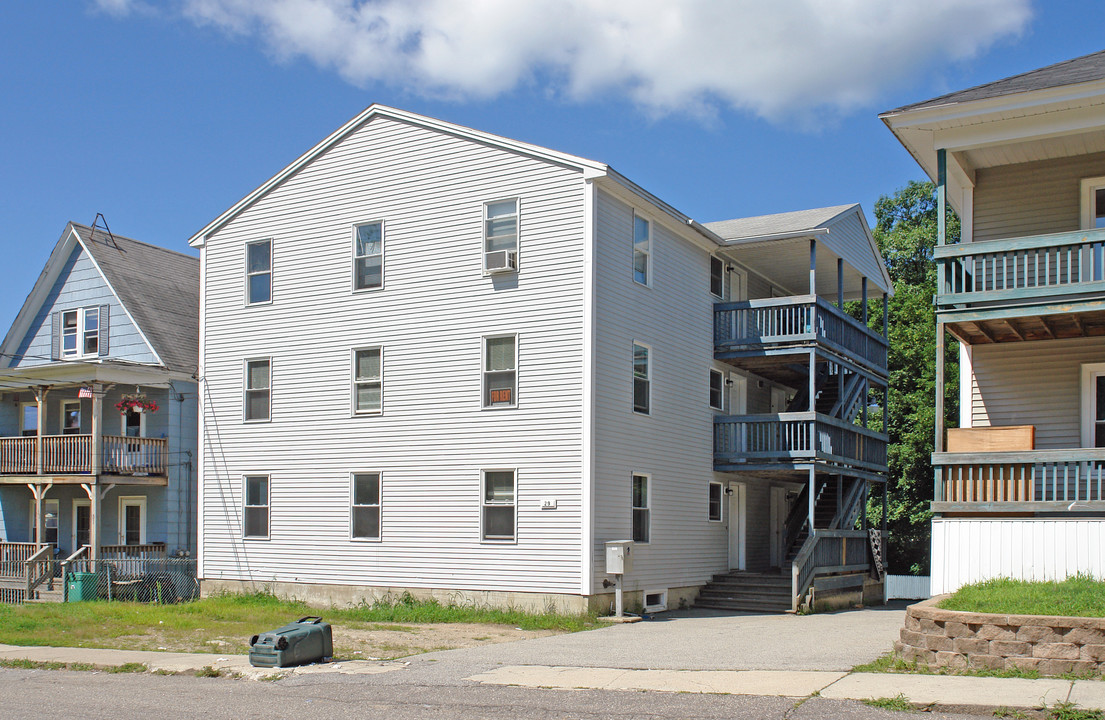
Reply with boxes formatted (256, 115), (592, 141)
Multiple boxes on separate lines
(867, 180), (960, 575)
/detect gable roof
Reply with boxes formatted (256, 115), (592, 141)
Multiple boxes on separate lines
(705, 204), (855, 243)
(72, 223), (199, 374)
(883, 49), (1105, 115)
(0, 223), (199, 375)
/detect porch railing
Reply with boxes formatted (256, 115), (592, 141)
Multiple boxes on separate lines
(791, 529), (870, 612)
(935, 228), (1105, 308)
(0, 435), (167, 476)
(933, 449), (1105, 507)
(714, 295), (888, 373)
(714, 413), (887, 472)
(0, 542), (44, 580)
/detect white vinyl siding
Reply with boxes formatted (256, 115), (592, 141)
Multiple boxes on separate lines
(198, 115), (585, 592)
(973, 152), (1105, 243)
(591, 188), (727, 591)
(969, 335), (1105, 448)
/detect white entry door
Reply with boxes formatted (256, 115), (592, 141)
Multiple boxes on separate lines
(728, 482), (746, 571)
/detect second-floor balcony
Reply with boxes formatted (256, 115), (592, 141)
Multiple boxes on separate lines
(932, 448), (1105, 513)
(0, 435), (167, 478)
(935, 228), (1105, 342)
(714, 412), (887, 478)
(714, 295), (888, 378)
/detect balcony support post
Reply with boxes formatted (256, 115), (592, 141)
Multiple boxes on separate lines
(809, 239), (817, 295)
(27, 482), (51, 545)
(34, 386), (46, 476)
(837, 258), (844, 307)
(807, 466), (816, 533)
(808, 349), (816, 414)
(935, 321), (945, 452)
(90, 383), (103, 476)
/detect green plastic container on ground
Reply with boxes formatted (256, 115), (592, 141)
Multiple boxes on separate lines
(248, 616), (333, 668)
(65, 572), (97, 602)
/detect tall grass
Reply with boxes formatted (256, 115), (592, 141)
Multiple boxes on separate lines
(939, 575), (1105, 617)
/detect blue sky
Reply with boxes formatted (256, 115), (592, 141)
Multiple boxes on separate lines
(0, 1), (1101, 332)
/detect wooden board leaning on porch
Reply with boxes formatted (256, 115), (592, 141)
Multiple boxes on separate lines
(946, 426), (1035, 453)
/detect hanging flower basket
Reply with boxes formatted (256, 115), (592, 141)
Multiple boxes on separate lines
(116, 395), (158, 414)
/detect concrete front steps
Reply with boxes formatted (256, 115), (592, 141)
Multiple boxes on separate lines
(694, 571), (793, 613)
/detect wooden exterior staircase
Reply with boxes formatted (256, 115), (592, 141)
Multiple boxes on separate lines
(695, 571), (792, 613)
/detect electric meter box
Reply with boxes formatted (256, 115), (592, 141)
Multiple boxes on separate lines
(605, 540), (634, 574)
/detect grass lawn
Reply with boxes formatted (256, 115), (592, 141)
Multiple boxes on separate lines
(938, 576), (1105, 618)
(0, 592), (594, 660)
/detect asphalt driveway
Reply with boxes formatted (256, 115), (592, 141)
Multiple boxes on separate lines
(415, 603), (908, 672)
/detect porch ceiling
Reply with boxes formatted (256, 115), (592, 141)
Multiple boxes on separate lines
(946, 307), (1105, 344)
(720, 238), (883, 302)
(0, 361), (186, 393)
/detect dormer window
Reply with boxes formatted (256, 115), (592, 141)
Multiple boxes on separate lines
(57, 306), (104, 359)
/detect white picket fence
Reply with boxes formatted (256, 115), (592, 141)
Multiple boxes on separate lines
(885, 574), (931, 600)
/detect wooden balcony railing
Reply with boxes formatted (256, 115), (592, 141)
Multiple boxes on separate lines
(933, 449), (1105, 511)
(714, 295), (887, 374)
(935, 228), (1105, 309)
(714, 413), (887, 473)
(0, 542), (46, 580)
(0, 435), (167, 476)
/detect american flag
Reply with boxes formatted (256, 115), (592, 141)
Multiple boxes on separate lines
(78, 386), (93, 398)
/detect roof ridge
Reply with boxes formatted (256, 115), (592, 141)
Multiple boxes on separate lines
(71, 221), (196, 260)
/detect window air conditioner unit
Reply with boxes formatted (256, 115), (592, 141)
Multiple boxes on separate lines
(485, 250), (518, 273)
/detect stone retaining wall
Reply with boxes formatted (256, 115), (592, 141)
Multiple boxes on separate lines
(896, 597), (1105, 676)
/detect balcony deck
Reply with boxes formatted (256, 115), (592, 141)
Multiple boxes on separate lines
(932, 448), (1105, 513)
(714, 412), (887, 480)
(935, 228), (1105, 343)
(0, 435), (168, 481)
(714, 295), (887, 381)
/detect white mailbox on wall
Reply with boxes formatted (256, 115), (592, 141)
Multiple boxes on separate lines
(605, 540), (634, 575)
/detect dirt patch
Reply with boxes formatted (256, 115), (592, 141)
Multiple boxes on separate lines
(105, 622), (561, 659)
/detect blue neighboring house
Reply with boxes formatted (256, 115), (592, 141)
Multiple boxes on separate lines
(0, 222), (198, 588)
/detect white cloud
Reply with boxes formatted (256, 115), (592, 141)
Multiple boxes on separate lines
(98, 0), (1033, 122)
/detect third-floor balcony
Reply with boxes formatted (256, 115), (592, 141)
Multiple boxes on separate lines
(935, 228), (1105, 343)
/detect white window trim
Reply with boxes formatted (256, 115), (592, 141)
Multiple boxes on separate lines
(62, 400), (81, 435)
(1080, 362), (1105, 448)
(482, 333), (518, 410)
(244, 357), (272, 423)
(709, 369), (724, 411)
(631, 472), (650, 545)
(352, 220), (385, 293)
(632, 341), (651, 415)
(480, 468), (518, 543)
(72, 498), (90, 551)
(120, 405), (147, 437)
(243, 474), (270, 540)
(351, 346), (384, 416)
(483, 197), (520, 275)
(1080, 176), (1105, 230)
(632, 211), (651, 287)
(61, 307), (100, 359)
(643, 590), (668, 613)
(710, 256), (725, 299)
(20, 401), (38, 437)
(708, 481), (724, 522)
(245, 239), (273, 307)
(118, 496), (147, 545)
(28, 498), (60, 545)
(350, 471), (382, 542)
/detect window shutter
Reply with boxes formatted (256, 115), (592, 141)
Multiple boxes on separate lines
(50, 311), (61, 361)
(98, 305), (110, 356)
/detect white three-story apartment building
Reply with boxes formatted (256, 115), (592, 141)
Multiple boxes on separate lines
(192, 106), (892, 612)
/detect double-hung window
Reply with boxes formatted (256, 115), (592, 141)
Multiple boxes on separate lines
(483, 335), (517, 408)
(633, 213), (651, 285)
(710, 257), (725, 298)
(244, 358), (271, 421)
(246, 240), (272, 304)
(351, 472), (381, 541)
(484, 199), (519, 273)
(482, 469), (516, 541)
(244, 475), (269, 539)
(59, 307), (102, 358)
(62, 401), (81, 435)
(353, 221), (384, 290)
(708, 482), (723, 522)
(709, 369), (724, 410)
(352, 347), (382, 414)
(632, 342), (650, 414)
(631, 473), (650, 543)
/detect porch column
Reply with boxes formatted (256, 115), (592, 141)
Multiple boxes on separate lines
(27, 482), (52, 545)
(809, 239), (817, 295)
(808, 349), (816, 414)
(837, 258), (844, 307)
(807, 467), (816, 532)
(937, 148), (948, 295)
(935, 321), (945, 452)
(34, 386), (47, 476)
(90, 383), (103, 476)
(861, 277), (868, 324)
(882, 293), (889, 339)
